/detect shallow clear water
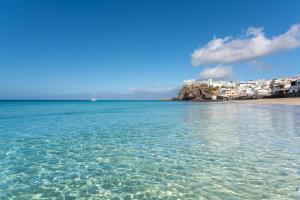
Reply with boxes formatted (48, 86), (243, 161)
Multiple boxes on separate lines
(0, 100), (300, 199)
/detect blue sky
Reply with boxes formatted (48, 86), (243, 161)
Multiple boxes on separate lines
(0, 0), (300, 99)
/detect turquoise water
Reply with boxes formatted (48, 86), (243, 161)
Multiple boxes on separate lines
(0, 101), (300, 199)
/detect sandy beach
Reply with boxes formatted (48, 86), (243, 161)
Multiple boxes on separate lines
(237, 97), (300, 105)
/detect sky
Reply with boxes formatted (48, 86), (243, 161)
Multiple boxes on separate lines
(0, 0), (300, 99)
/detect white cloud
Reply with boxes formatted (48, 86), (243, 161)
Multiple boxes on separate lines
(128, 85), (178, 93)
(199, 65), (233, 80)
(125, 85), (179, 99)
(182, 79), (196, 85)
(192, 24), (300, 65)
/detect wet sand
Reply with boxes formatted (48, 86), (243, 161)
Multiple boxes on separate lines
(237, 97), (300, 105)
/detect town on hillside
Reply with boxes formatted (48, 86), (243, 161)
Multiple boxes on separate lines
(176, 76), (300, 101)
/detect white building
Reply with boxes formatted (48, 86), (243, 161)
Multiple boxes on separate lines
(256, 87), (270, 96)
(220, 88), (237, 98)
(289, 79), (300, 94)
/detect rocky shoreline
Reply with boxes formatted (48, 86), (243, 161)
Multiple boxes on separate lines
(173, 81), (300, 102)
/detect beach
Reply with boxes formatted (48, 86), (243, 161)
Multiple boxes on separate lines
(237, 97), (300, 105)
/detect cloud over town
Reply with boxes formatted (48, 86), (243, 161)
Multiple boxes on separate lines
(192, 23), (300, 66)
(199, 65), (234, 80)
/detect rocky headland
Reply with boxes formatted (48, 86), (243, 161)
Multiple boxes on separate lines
(173, 83), (219, 101)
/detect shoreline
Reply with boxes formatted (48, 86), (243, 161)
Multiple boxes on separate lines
(235, 97), (300, 105)
(171, 97), (300, 106)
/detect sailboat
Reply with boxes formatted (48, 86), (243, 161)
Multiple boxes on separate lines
(91, 92), (97, 102)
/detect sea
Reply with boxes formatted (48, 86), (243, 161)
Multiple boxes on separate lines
(0, 100), (300, 199)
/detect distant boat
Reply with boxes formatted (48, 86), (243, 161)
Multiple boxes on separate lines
(91, 92), (97, 102)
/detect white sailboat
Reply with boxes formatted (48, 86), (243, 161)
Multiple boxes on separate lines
(91, 92), (97, 102)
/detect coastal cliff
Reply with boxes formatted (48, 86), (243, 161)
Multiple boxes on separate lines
(174, 83), (219, 101)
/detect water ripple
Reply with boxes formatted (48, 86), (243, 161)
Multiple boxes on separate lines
(0, 101), (300, 199)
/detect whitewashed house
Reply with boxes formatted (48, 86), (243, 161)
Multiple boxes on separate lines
(220, 88), (237, 98)
(289, 79), (300, 94)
